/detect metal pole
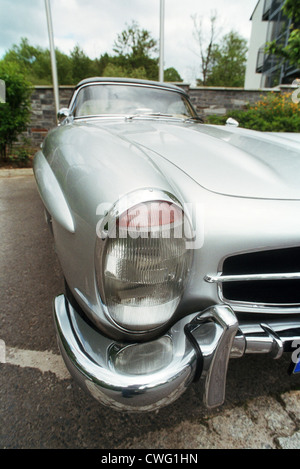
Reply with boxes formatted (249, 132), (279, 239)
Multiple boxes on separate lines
(159, 0), (165, 82)
(45, 0), (60, 121)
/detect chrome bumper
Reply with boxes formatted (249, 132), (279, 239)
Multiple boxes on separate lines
(54, 294), (300, 412)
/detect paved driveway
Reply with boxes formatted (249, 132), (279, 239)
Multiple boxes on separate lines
(0, 171), (299, 449)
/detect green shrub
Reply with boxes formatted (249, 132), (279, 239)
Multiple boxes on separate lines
(206, 92), (300, 132)
(7, 143), (32, 167)
(0, 62), (32, 162)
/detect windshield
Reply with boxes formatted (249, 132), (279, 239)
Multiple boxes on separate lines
(73, 84), (197, 119)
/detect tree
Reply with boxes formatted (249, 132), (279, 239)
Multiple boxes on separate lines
(3, 37), (45, 83)
(111, 21), (159, 80)
(102, 63), (148, 79)
(3, 37), (73, 85)
(1, 26), (181, 85)
(265, 0), (300, 70)
(164, 67), (183, 82)
(70, 44), (97, 83)
(205, 31), (248, 87)
(3, 37), (37, 68)
(0, 62), (32, 161)
(113, 20), (157, 59)
(192, 13), (247, 87)
(191, 11), (220, 85)
(29, 47), (73, 85)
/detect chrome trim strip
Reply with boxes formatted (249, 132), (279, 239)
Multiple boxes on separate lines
(205, 272), (300, 283)
(204, 273), (300, 313)
(206, 271), (300, 313)
(225, 302), (300, 314)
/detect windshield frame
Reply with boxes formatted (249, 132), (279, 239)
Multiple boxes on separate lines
(68, 81), (198, 121)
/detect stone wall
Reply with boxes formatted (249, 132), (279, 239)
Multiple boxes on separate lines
(28, 86), (74, 149)
(189, 87), (267, 116)
(25, 83), (296, 149)
(188, 85), (295, 117)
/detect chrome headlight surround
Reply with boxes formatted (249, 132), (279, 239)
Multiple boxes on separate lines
(95, 189), (194, 333)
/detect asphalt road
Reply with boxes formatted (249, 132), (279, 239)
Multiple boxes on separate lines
(0, 172), (300, 450)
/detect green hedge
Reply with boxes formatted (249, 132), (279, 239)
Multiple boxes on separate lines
(206, 92), (300, 132)
(0, 62), (32, 162)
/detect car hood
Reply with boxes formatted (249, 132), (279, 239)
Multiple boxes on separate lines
(96, 119), (300, 200)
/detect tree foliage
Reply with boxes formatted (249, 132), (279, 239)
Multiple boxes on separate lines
(1, 22), (182, 84)
(2, 37), (99, 85)
(0, 61), (32, 161)
(283, 0), (300, 24)
(113, 20), (157, 59)
(204, 31), (248, 87)
(109, 21), (159, 80)
(164, 67), (183, 82)
(192, 13), (247, 87)
(70, 44), (97, 83)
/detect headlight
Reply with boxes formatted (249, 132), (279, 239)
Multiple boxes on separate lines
(95, 193), (193, 332)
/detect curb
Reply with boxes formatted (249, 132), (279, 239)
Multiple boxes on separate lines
(0, 168), (33, 178)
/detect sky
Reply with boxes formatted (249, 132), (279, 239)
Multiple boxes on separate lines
(0, 0), (258, 84)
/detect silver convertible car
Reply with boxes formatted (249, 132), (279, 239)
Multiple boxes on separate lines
(34, 77), (300, 412)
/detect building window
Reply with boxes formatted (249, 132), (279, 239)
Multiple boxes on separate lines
(256, 0), (299, 87)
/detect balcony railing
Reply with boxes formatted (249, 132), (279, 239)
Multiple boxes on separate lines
(256, 41), (283, 74)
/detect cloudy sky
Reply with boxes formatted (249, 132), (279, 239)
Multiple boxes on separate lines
(0, 0), (258, 83)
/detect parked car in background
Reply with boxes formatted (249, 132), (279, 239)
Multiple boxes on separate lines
(34, 77), (300, 412)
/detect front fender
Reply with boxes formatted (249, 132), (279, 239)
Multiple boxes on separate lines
(33, 151), (75, 233)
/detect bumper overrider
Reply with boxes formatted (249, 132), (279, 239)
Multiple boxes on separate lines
(54, 294), (300, 412)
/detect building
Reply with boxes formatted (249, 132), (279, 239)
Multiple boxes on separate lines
(245, 0), (299, 89)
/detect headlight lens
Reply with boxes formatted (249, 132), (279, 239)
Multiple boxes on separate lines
(96, 199), (193, 332)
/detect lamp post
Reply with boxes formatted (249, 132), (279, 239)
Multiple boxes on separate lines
(45, 0), (60, 122)
(159, 0), (165, 82)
